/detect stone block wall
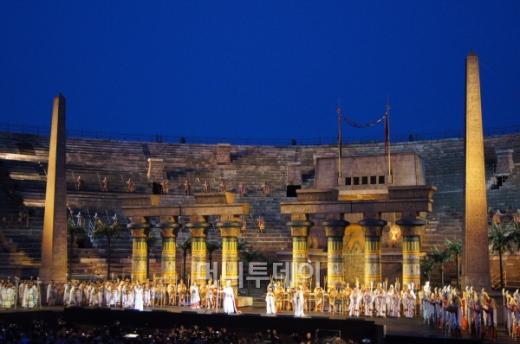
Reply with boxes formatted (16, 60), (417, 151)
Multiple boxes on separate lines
(1, 131), (520, 285)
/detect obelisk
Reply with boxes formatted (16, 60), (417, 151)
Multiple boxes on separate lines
(462, 53), (490, 289)
(40, 94), (68, 283)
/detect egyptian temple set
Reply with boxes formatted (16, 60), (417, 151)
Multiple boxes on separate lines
(1, 54), (519, 292)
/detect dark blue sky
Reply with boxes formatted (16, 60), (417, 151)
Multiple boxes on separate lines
(1, 1), (519, 141)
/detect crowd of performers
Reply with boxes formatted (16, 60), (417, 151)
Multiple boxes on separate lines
(0, 277), (238, 315)
(265, 279), (417, 318)
(265, 279), (520, 340)
(2, 277), (520, 340)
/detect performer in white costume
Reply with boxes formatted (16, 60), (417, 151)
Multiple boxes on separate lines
(134, 283), (144, 311)
(402, 284), (416, 318)
(223, 280), (237, 314)
(190, 283), (200, 309)
(293, 286), (305, 317)
(349, 284), (362, 317)
(265, 286), (276, 315)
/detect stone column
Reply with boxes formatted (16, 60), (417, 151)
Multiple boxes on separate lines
(323, 219), (348, 289)
(128, 218), (149, 282)
(463, 52), (490, 289)
(40, 94), (67, 283)
(288, 214), (313, 287)
(217, 220), (241, 291)
(159, 218), (179, 282)
(360, 218), (386, 286)
(186, 218), (209, 285)
(397, 217), (426, 288)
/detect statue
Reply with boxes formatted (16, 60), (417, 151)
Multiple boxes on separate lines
(257, 216), (265, 233)
(161, 179), (169, 195)
(126, 178), (135, 193)
(219, 180), (226, 192)
(492, 209), (503, 225)
(184, 179), (191, 195)
(261, 181), (270, 196)
(514, 209), (520, 224)
(75, 175), (83, 191)
(100, 176), (109, 192)
(202, 179), (209, 193)
(238, 182), (246, 196)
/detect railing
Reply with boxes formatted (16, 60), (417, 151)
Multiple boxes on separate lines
(1, 122), (520, 146)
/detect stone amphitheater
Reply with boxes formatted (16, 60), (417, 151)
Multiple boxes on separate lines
(0, 130), (519, 288)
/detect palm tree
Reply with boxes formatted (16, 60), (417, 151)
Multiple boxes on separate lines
(93, 218), (123, 279)
(67, 218), (84, 277)
(206, 240), (221, 270)
(240, 244), (267, 293)
(144, 228), (158, 280)
(489, 222), (516, 288)
(512, 221), (520, 247)
(420, 255), (435, 282)
(430, 246), (450, 285)
(445, 239), (462, 287)
(179, 238), (192, 281)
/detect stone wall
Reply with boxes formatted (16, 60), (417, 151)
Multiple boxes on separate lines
(1, 131), (520, 285)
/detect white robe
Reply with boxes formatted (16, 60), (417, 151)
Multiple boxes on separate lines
(349, 290), (362, 317)
(293, 291), (305, 317)
(134, 286), (144, 311)
(190, 285), (200, 307)
(223, 286), (236, 314)
(266, 292), (276, 315)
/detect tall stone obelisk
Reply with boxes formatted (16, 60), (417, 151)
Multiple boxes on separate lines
(462, 53), (490, 289)
(40, 94), (68, 283)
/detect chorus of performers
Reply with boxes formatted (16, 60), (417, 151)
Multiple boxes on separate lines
(60, 278), (237, 313)
(265, 278), (415, 319)
(0, 277), (239, 314)
(0, 278), (42, 309)
(265, 279), (520, 341)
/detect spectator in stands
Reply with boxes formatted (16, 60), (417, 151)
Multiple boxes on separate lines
(202, 179), (209, 193)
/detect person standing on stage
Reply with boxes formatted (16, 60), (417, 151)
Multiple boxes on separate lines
(349, 284), (362, 317)
(46, 280), (57, 306)
(293, 285), (305, 317)
(402, 284), (416, 318)
(190, 283), (200, 309)
(134, 283), (144, 311)
(266, 286), (276, 315)
(223, 280), (237, 314)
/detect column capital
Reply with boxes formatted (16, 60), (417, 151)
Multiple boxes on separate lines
(323, 219), (349, 237)
(217, 221), (241, 238)
(397, 217), (426, 236)
(359, 218), (387, 237)
(161, 227), (178, 239)
(186, 221), (209, 238)
(128, 221), (150, 238)
(288, 220), (313, 237)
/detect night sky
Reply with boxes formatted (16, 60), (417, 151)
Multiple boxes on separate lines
(1, 1), (519, 142)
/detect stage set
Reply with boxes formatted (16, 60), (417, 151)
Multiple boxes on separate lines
(2, 54), (516, 344)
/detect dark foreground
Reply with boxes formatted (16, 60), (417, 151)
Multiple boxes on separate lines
(0, 307), (501, 343)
